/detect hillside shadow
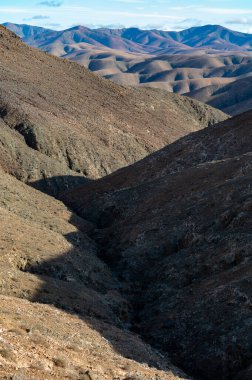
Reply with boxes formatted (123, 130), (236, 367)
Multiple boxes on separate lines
(30, 175), (89, 198)
(21, 213), (173, 374)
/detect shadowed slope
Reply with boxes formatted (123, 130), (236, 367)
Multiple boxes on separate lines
(0, 164), (192, 379)
(63, 111), (252, 380)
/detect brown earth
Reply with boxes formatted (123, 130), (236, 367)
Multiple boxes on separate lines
(63, 111), (252, 380)
(0, 165), (192, 380)
(6, 23), (252, 116)
(0, 296), (191, 380)
(1, 23), (250, 380)
(0, 25), (226, 197)
(188, 75), (252, 116)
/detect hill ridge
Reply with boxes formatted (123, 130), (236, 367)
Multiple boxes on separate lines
(0, 24), (226, 196)
(62, 110), (252, 380)
(5, 22), (252, 116)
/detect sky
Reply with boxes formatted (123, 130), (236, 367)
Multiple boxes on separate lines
(1, 0), (252, 32)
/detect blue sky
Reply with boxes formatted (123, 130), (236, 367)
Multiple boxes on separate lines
(1, 0), (252, 32)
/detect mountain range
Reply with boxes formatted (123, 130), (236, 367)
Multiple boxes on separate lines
(5, 23), (252, 54)
(4, 22), (252, 115)
(1, 23), (252, 380)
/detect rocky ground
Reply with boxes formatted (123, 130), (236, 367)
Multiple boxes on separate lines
(0, 25), (227, 197)
(64, 112), (252, 380)
(0, 166), (191, 380)
(0, 24), (251, 380)
(6, 23), (252, 117)
(0, 296), (191, 380)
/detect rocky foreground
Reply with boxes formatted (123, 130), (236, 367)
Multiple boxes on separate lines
(0, 24), (251, 380)
(0, 167), (193, 380)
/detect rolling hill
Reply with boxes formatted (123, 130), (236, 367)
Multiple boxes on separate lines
(5, 22), (252, 116)
(187, 75), (252, 115)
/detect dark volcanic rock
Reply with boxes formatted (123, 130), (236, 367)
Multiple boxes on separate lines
(63, 111), (252, 380)
(0, 160), (191, 380)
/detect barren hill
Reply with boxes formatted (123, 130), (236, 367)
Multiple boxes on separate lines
(0, 25), (226, 195)
(0, 24), (249, 380)
(63, 111), (252, 380)
(5, 23), (252, 116)
(0, 166), (192, 380)
(188, 75), (252, 115)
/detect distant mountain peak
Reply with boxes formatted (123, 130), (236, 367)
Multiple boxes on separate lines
(4, 22), (252, 117)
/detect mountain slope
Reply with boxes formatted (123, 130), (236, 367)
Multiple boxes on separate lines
(0, 165), (193, 380)
(2, 22), (251, 380)
(63, 111), (252, 380)
(188, 75), (252, 115)
(0, 25), (226, 195)
(2, 23), (192, 54)
(173, 25), (252, 50)
(0, 118), (87, 196)
(0, 296), (192, 380)
(5, 22), (252, 116)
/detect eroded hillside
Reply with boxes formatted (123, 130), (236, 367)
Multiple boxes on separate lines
(6, 23), (252, 116)
(63, 112), (252, 380)
(0, 24), (249, 380)
(0, 25), (226, 197)
(0, 166), (193, 380)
